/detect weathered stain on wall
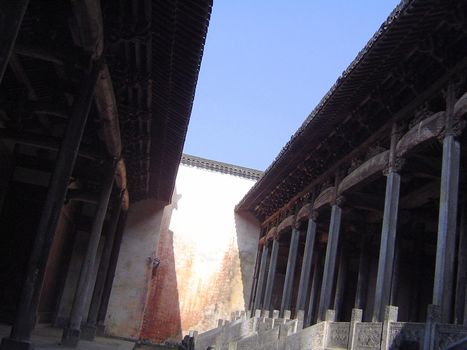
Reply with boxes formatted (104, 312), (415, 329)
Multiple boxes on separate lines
(140, 197), (182, 343)
(140, 163), (260, 342)
(105, 199), (165, 339)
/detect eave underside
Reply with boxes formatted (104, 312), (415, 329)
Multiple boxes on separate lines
(0, 0), (212, 205)
(237, 0), (467, 223)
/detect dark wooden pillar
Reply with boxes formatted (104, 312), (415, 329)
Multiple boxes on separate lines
(82, 193), (123, 340)
(248, 244), (262, 312)
(263, 238), (279, 312)
(455, 200), (467, 325)
(317, 203), (342, 322)
(373, 124), (401, 322)
(280, 227), (300, 316)
(253, 243), (269, 311)
(1, 63), (101, 350)
(296, 215), (317, 312)
(433, 85), (460, 323)
(354, 234), (370, 311)
(333, 249), (347, 321)
(62, 161), (116, 347)
(96, 210), (127, 335)
(306, 256), (322, 326)
(390, 240), (400, 306)
(0, 0), (29, 83)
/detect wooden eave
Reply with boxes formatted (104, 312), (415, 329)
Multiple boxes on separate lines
(237, 0), (467, 221)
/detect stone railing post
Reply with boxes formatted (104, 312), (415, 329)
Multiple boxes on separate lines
(423, 304), (441, 350)
(324, 309), (337, 348)
(192, 331), (198, 350)
(296, 310), (305, 331)
(348, 308), (363, 350)
(189, 331), (197, 350)
(380, 306), (398, 350)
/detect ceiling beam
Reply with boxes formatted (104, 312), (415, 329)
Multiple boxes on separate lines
(0, 129), (100, 160)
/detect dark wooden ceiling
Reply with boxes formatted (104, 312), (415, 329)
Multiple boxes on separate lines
(0, 0), (212, 204)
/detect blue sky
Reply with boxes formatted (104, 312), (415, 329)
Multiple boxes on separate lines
(184, 1), (401, 171)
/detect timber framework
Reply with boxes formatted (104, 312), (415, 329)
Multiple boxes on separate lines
(0, 1), (212, 349)
(197, 1), (467, 349)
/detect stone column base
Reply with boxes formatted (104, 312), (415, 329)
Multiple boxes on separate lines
(95, 324), (106, 337)
(61, 327), (80, 347)
(0, 338), (33, 350)
(80, 325), (97, 341)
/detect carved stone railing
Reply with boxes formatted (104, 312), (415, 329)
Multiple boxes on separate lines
(435, 324), (467, 350)
(194, 306), (467, 350)
(387, 322), (425, 349)
(326, 322), (350, 349)
(353, 322), (383, 350)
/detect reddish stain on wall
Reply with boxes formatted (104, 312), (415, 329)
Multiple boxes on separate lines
(140, 227), (182, 343)
(141, 234), (244, 343)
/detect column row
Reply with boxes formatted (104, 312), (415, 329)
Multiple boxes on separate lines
(250, 111), (463, 325)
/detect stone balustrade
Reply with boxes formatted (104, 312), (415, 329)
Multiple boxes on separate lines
(193, 306), (467, 350)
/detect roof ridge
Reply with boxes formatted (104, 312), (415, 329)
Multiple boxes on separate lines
(181, 153), (263, 180)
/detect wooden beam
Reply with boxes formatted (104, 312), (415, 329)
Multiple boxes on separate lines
(9, 54), (38, 101)
(0, 129), (100, 160)
(14, 44), (73, 66)
(0, 0), (30, 83)
(400, 181), (440, 209)
(66, 190), (99, 204)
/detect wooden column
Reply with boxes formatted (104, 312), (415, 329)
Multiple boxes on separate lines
(0, 0), (29, 83)
(296, 215), (317, 312)
(96, 210), (127, 335)
(62, 161), (116, 347)
(333, 248), (347, 321)
(354, 234), (370, 311)
(1, 63), (101, 350)
(280, 227), (300, 316)
(306, 253), (323, 326)
(389, 240), (400, 306)
(433, 84), (460, 323)
(317, 202), (342, 322)
(373, 124), (401, 322)
(253, 244), (269, 312)
(263, 238), (279, 312)
(248, 245), (262, 312)
(82, 193), (123, 340)
(455, 200), (467, 325)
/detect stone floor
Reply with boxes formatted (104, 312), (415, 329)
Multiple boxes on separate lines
(0, 324), (135, 350)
